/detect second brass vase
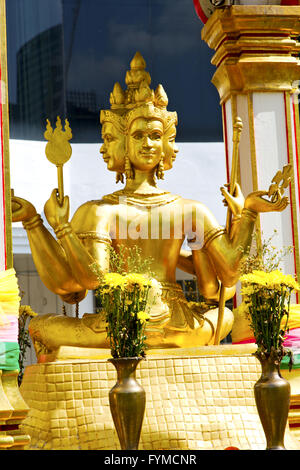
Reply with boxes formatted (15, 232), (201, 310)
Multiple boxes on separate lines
(108, 357), (145, 450)
(254, 352), (290, 450)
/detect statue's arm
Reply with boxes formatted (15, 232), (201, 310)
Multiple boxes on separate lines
(200, 188), (288, 287)
(45, 193), (110, 292)
(12, 195), (85, 296)
(178, 248), (235, 301)
(204, 212), (255, 287)
(12, 193), (110, 301)
(177, 249), (195, 275)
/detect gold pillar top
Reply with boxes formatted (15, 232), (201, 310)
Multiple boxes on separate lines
(201, 5), (300, 102)
(202, 5), (300, 47)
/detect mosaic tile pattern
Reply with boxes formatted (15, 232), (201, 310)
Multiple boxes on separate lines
(19, 353), (298, 450)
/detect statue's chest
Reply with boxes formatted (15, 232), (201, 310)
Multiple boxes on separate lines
(110, 204), (183, 240)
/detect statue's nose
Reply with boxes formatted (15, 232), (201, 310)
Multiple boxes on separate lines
(100, 144), (106, 154)
(142, 136), (151, 148)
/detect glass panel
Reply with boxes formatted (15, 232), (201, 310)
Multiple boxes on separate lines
(6, 0), (223, 143)
(6, 0), (65, 139)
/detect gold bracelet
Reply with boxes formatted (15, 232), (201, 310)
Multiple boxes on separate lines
(241, 207), (257, 222)
(232, 214), (242, 223)
(22, 214), (43, 230)
(55, 223), (73, 239)
(77, 231), (112, 245)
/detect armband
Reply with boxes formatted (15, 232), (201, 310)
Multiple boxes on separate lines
(22, 214), (43, 230)
(55, 223), (73, 239)
(76, 231), (112, 245)
(241, 207), (257, 222)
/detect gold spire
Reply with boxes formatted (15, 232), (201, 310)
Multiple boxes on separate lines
(102, 52), (174, 116)
(110, 82), (125, 108)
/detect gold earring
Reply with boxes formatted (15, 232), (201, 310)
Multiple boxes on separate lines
(125, 154), (134, 179)
(116, 172), (124, 184)
(156, 155), (165, 180)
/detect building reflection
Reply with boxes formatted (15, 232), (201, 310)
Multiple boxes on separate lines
(15, 24), (66, 140)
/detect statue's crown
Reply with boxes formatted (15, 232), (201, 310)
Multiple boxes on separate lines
(100, 52), (177, 130)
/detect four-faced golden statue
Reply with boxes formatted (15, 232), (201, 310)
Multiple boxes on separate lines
(11, 53), (289, 359)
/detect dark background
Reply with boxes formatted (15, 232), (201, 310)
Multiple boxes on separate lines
(6, 0), (223, 143)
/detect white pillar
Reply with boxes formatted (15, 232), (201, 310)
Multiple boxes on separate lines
(202, 5), (300, 302)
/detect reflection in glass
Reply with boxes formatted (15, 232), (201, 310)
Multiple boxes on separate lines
(16, 25), (65, 139)
(7, 0), (223, 143)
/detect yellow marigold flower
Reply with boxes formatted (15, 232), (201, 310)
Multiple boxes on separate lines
(19, 305), (38, 317)
(241, 285), (259, 296)
(136, 311), (150, 324)
(240, 270), (300, 292)
(102, 272), (126, 290)
(124, 273), (151, 290)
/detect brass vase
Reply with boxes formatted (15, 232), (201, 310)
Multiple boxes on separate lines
(254, 351), (290, 450)
(108, 357), (145, 450)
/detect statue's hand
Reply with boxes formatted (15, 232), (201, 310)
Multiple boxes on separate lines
(11, 195), (37, 222)
(44, 189), (69, 230)
(220, 183), (245, 217)
(244, 190), (289, 213)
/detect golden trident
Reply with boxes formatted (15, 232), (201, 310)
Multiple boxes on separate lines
(44, 116), (73, 205)
(214, 117), (243, 345)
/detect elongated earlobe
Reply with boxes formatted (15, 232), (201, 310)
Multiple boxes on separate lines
(156, 154), (165, 180)
(116, 172), (124, 184)
(125, 154), (134, 179)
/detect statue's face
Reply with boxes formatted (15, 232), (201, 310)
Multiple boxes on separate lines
(100, 122), (125, 172)
(163, 123), (179, 170)
(128, 118), (164, 172)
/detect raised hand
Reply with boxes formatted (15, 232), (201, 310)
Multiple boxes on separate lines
(11, 195), (37, 222)
(220, 182), (245, 217)
(244, 190), (289, 213)
(44, 188), (69, 230)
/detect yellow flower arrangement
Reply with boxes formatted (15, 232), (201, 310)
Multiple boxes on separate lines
(102, 272), (127, 290)
(93, 245), (157, 358)
(95, 245), (155, 358)
(239, 269), (300, 359)
(97, 272), (152, 358)
(102, 272), (152, 293)
(125, 273), (152, 291)
(240, 270), (300, 294)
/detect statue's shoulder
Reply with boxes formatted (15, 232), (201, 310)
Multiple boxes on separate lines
(70, 197), (116, 233)
(179, 197), (220, 228)
(74, 197), (116, 214)
(180, 197), (209, 213)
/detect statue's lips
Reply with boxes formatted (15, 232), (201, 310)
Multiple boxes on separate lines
(139, 152), (157, 161)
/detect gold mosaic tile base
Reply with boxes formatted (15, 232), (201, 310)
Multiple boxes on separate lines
(19, 346), (300, 450)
